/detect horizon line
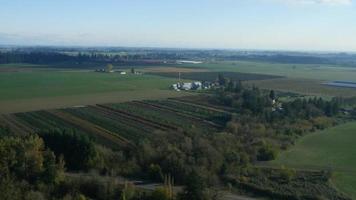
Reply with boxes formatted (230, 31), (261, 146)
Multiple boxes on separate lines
(1, 44), (356, 54)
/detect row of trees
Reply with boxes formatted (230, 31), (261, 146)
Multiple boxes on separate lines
(0, 51), (128, 65)
(0, 51), (175, 65)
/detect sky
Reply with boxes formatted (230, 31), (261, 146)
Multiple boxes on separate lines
(0, 0), (355, 51)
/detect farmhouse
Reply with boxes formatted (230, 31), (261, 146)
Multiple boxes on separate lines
(182, 83), (192, 90)
(171, 81), (211, 91)
(134, 71), (143, 75)
(95, 69), (106, 72)
(94, 68), (114, 73)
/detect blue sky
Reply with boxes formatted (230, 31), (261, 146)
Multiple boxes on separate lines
(0, 0), (355, 51)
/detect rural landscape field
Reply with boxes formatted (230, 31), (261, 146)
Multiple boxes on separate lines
(1, 48), (356, 200)
(1, 0), (356, 200)
(269, 122), (356, 198)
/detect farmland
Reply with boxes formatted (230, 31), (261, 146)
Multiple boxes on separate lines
(0, 71), (178, 101)
(1, 51), (356, 199)
(150, 71), (282, 82)
(0, 97), (230, 149)
(246, 78), (356, 98)
(0, 71), (354, 199)
(179, 61), (356, 81)
(0, 70), (192, 113)
(163, 61), (356, 97)
(269, 122), (356, 198)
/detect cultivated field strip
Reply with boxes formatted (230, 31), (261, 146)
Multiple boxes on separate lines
(168, 97), (234, 114)
(0, 114), (34, 134)
(15, 111), (81, 133)
(143, 99), (231, 125)
(1, 97), (231, 149)
(108, 102), (218, 133)
(64, 106), (155, 142)
(131, 100), (223, 128)
(47, 110), (133, 148)
(97, 104), (179, 131)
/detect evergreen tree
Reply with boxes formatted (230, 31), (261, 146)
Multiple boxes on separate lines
(178, 171), (206, 200)
(217, 73), (227, 86)
(269, 90), (276, 100)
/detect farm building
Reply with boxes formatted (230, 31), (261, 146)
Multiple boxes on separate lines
(176, 60), (203, 64)
(95, 69), (106, 72)
(182, 83), (193, 90)
(171, 81), (210, 91)
(95, 67), (114, 73)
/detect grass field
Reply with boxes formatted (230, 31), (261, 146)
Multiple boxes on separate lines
(0, 71), (178, 101)
(149, 71), (282, 82)
(247, 78), (356, 97)
(0, 63), (48, 68)
(173, 61), (356, 97)
(181, 61), (356, 81)
(269, 122), (356, 198)
(0, 71), (190, 113)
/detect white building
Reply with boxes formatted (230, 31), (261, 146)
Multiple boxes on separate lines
(176, 60), (203, 64)
(171, 81), (213, 91)
(172, 83), (179, 91)
(182, 83), (193, 90)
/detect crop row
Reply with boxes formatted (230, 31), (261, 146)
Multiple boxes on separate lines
(169, 96), (236, 113)
(64, 106), (156, 143)
(0, 114), (34, 134)
(15, 111), (81, 133)
(142, 99), (230, 126)
(107, 101), (218, 134)
(5, 96), (231, 148)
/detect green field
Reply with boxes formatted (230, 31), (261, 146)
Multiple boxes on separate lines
(3, 61), (356, 113)
(0, 63), (48, 68)
(269, 122), (356, 198)
(0, 71), (190, 113)
(182, 61), (356, 81)
(0, 71), (178, 101)
(176, 60), (356, 97)
(246, 78), (356, 97)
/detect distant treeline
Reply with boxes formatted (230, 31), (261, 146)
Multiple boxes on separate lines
(1, 47), (356, 66)
(0, 51), (76, 64)
(0, 51), (172, 67)
(224, 54), (330, 64)
(0, 51), (122, 65)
